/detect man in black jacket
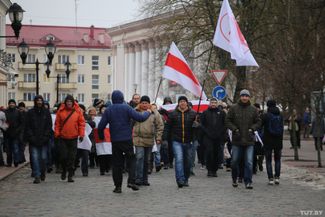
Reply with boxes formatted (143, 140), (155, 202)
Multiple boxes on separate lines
(201, 98), (226, 177)
(166, 96), (197, 188)
(25, 95), (52, 184)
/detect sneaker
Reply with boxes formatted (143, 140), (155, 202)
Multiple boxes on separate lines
(61, 172), (67, 180)
(33, 177), (41, 184)
(156, 166), (161, 172)
(200, 165), (205, 170)
(268, 179), (274, 185)
(245, 183), (253, 189)
(274, 178), (280, 185)
(232, 181), (238, 188)
(40, 174), (46, 181)
(177, 183), (184, 188)
(113, 186), (122, 193)
(67, 177), (74, 183)
(127, 183), (139, 191)
(142, 182), (150, 186)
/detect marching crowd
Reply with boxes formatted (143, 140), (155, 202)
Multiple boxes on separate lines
(0, 89), (290, 193)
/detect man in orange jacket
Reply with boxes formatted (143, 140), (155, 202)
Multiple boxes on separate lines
(55, 95), (85, 182)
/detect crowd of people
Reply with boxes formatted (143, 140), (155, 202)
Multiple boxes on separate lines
(0, 88), (321, 193)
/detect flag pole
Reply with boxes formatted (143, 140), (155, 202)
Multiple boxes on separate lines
(196, 46), (214, 113)
(154, 77), (163, 104)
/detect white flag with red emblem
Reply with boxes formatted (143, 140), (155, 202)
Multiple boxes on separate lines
(213, 0), (258, 67)
(162, 42), (207, 99)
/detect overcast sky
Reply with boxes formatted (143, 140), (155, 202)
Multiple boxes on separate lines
(9, 0), (142, 28)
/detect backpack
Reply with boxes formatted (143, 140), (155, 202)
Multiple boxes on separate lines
(268, 113), (284, 136)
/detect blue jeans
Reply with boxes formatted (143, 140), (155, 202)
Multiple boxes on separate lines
(30, 145), (48, 178)
(135, 146), (152, 184)
(6, 137), (20, 166)
(231, 145), (254, 184)
(265, 148), (282, 179)
(172, 141), (191, 184)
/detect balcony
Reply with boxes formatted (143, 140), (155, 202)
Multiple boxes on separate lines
(18, 62), (37, 70)
(58, 82), (77, 89)
(55, 63), (77, 71)
(18, 81), (37, 89)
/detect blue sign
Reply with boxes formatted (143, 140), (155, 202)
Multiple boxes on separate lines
(212, 85), (226, 100)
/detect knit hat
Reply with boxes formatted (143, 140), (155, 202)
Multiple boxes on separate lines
(178, 96), (188, 104)
(240, 89), (250, 97)
(163, 97), (173, 105)
(93, 98), (104, 107)
(8, 99), (16, 105)
(18, 101), (26, 108)
(267, 100), (276, 108)
(79, 104), (86, 112)
(64, 95), (75, 104)
(140, 95), (150, 103)
(209, 97), (218, 102)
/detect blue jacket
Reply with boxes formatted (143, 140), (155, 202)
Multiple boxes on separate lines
(98, 90), (150, 142)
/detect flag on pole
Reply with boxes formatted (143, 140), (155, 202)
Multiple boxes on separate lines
(162, 42), (207, 99)
(213, 0), (258, 67)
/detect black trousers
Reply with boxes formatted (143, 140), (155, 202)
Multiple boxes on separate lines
(111, 140), (136, 187)
(98, 155), (111, 173)
(59, 138), (78, 177)
(205, 137), (221, 172)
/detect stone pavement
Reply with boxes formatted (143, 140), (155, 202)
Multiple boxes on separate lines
(0, 154), (324, 217)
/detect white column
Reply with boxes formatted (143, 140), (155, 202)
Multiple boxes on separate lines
(141, 41), (149, 96)
(134, 42), (142, 94)
(148, 40), (156, 100)
(154, 42), (162, 100)
(112, 45), (117, 90)
(128, 44), (135, 100)
(124, 45), (129, 99)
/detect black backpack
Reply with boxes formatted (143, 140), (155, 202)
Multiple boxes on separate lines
(268, 113), (284, 136)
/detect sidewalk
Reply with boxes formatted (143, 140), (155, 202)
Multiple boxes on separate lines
(0, 147), (30, 181)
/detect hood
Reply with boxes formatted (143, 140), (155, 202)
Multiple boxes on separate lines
(112, 90), (124, 104)
(34, 95), (44, 107)
(58, 101), (80, 111)
(268, 106), (280, 115)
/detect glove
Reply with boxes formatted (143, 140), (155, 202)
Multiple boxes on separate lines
(79, 137), (84, 142)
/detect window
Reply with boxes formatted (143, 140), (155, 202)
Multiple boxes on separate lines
(43, 93), (51, 102)
(107, 75), (111, 84)
(77, 93), (85, 103)
(107, 56), (111, 65)
(23, 92), (36, 101)
(78, 55), (84, 65)
(92, 75), (99, 89)
(58, 75), (69, 83)
(24, 74), (36, 82)
(92, 56), (99, 70)
(59, 93), (69, 102)
(27, 54), (36, 63)
(78, 74), (85, 83)
(58, 55), (70, 64)
(92, 94), (99, 102)
(8, 92), (15, 100)
(8, 53), (15, 63)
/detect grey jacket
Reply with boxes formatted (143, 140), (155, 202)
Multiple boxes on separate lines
(0, 111), (8, 138)
(311, 116), (325, 138)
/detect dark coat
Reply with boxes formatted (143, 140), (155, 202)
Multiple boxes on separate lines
(262, 106), (283, 150)
(165, 106), (197, 144)
(159, 108), (172, 141)
(98, 90), (150, 142)
(5, 108), (24, 138)
(225, 100), (261, 146)
(200, 107), (226, 141)
(25, 107), (52, 146)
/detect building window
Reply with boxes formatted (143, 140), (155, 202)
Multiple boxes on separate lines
(59, 93), (69, 102)
(8, 92), (15, 100)
(8, 53), (15, 63)
(23, 92), (36, 101)
(107, 56), (111, 65)
(92, 75), (99, 89)
(27, 54), (36, 63)
(43, 93), (51, 102)
(58, 75), (69, 83)
(77, 93), (85, 103)
(24, 73), (36, 82)
(92, 94), (99, 102)
(58, 55), (70, 64)
(92, 56), (99, 70)
(78, 74), (85, 83)
(107, 75), (111, 84)
(78, 55), (84, 65)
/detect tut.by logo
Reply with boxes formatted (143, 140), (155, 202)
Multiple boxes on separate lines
(300, 210), (323, 216)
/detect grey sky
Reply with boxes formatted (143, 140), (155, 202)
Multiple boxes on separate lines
(9, 0), (142, 28)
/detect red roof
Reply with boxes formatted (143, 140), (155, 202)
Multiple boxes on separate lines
(6, 24), (111, 49)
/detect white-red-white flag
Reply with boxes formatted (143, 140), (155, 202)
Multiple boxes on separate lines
(213, 0), (258, 67)
(162, 42), (207, 99)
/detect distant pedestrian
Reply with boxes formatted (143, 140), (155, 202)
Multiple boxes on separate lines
(98, 90), (151, 193)
(310, 114), (324, 151)
(288, 109), (301, 149)
(25, 95), (52, 184)
(226, 89), (261, 189)
(303, 107), (311, 139)
(129, 93), (141, 108)
(262, 100), (284, 185)
(55, 95), (85, 183)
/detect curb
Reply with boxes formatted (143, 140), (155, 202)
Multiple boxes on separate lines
(0, 161), (30, 181)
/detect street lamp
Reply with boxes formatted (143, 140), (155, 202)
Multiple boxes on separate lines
(133, 83), (138, 94)
(0, 3), (25, 39)
(18, 39), (56, 95)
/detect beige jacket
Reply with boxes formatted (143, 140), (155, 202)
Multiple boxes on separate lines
(133, 109), (164, 147)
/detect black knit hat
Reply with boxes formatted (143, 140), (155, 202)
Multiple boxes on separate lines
(178, 96), (188, 104)
(64, 95), (75, 104)
(140, 95), (150, 103)
(163, 97), (172, 105)
(267, 100), (276, 108)
(8, 99), (16, 105)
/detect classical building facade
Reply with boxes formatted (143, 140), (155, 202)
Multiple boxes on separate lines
(6, 24), (112, 107)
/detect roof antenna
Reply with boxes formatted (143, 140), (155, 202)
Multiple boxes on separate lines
(74, 0), (79, 31)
